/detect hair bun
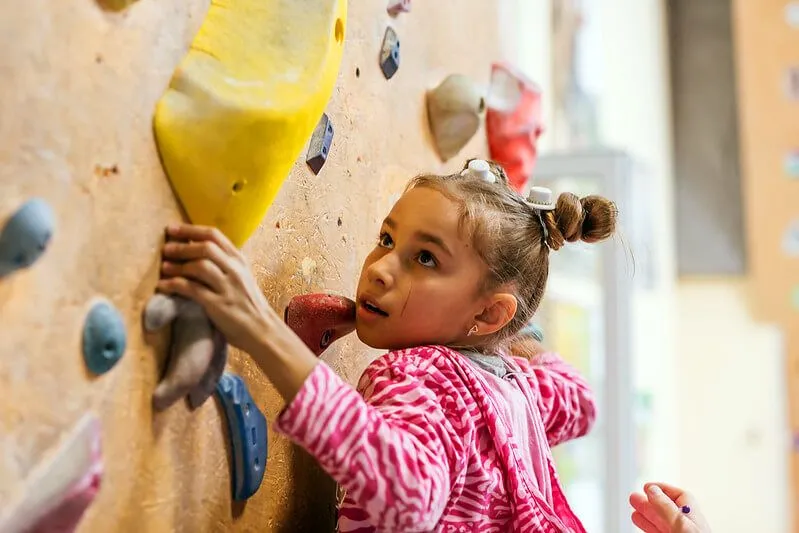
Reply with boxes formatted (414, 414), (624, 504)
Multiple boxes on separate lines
(542, 193), (617, 251)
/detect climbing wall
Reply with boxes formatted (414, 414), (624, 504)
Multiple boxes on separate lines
(0, 0), (506, 531)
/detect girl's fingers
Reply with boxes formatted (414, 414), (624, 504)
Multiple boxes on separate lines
(162, 240), (235, 273)
(631, 511), (661, 533)
(162, 259), (226, 293)
(645, 485), (688, 529)
(644, 482), (691, 506)
(157, 277), (218, 308)
(631, 492), (669, 531)
(165, 224), (240, 256)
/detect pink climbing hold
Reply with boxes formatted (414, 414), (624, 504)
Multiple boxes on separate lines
(31, 418), (102, 533)
(31, 458), (102, 533)
(485, 62), (545, 193)
(387, 0), (410, 16)
(284, 293), (356, 356)
(0, 414), (103, 533)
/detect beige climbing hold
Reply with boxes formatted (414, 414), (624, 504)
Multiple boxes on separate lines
(426, 74), (486, 162)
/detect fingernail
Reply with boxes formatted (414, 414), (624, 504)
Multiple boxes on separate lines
(646, 485), (662, 496)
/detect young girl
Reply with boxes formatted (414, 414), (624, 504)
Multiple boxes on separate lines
(156, 158), (617, 532)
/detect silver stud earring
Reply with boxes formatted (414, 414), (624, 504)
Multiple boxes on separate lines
(467, 325), (478, 337)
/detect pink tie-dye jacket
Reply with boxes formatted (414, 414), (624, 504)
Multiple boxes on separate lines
(273, 345), (595, 532)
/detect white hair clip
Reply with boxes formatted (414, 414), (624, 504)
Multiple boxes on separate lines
(527, 186), (556, 211)
(527, 186), (555, 245)
(460, 159), (497, 183)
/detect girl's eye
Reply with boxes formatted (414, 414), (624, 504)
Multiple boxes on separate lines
(417, 250), (437, 268)
(378, 232), (394, 249)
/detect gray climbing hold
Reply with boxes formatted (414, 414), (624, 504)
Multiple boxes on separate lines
(306, 113), (334, 175)
(143, 293), (189, 332)
(187, 328), (228, 409)
(83, 300), (127, 375)
(379, 27), (400, 80)
(0, 198), (55, 278)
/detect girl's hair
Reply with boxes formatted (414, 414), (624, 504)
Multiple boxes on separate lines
(406, 158), (617, 349)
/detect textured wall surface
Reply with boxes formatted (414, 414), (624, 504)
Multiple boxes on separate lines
(0, 0), (504, 530)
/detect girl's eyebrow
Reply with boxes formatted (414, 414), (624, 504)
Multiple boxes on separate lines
(383, 217), (453, 256)
(414, 231), (452, 257)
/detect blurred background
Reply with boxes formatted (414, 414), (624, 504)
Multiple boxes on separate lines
(513, 1), (794, 532)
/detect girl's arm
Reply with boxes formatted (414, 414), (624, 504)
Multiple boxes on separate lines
(517, 351), (597, 447)
(272, 350), (472, 531)
(155, 225), (471, 529)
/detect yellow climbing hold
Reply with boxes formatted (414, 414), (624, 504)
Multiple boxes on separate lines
(154, 0), (348, 247)
(96, 0), (138, 11)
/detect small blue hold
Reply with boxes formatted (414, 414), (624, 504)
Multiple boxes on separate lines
(83, 300), (127, 375)
(0, 198), (55, 278)
(216, 372), (268, 501)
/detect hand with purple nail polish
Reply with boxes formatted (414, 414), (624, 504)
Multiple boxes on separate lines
(629, 482), (711, 533)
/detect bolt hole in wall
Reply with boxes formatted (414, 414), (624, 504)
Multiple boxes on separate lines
(335, 18), (344, 43)
(321, 329), (332, 348)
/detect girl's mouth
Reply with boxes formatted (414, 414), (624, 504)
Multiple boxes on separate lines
(360, 300), (389, 317)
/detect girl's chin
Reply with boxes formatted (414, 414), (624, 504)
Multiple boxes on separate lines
(354, 324), (443, 352)
(354, 323), (414, 351)
(354, 325), (393, 350)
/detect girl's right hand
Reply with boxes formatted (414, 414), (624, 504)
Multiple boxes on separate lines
(629, 483), (711, 533)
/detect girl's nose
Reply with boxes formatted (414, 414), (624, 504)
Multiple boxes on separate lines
(366, 253), (397, 288)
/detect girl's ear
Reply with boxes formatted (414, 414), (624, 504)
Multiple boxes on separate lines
(473, 293), (517, 336)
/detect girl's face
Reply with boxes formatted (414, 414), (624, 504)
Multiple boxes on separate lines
(355, 187), (491, 350)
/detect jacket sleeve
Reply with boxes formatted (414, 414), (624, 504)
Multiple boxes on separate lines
(517, 351), (597, 447)
(273, 348), (473, 532)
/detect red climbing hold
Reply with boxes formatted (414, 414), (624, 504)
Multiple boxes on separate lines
(485, 62), (545, 194)
(284, 293), (356, 356)
(387, 0), (410, 16)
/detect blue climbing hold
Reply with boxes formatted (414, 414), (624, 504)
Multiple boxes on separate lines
(0, 198), (55, 278)
(82, 300), (127, 375)
(215, 372), (268, 501)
